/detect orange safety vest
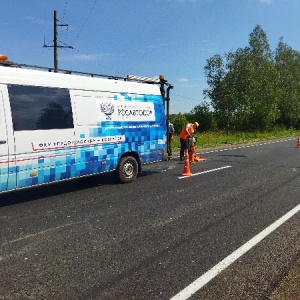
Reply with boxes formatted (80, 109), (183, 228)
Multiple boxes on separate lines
(179, 123), (195, 140)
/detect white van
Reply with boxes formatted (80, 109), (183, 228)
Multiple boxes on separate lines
(0, 60), (172, 193)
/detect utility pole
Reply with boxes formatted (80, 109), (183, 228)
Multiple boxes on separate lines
(53, 10), (58, 72)
(43, 10), (73, 72)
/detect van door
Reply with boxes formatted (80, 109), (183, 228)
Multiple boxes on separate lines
(0, 89), (10, 192)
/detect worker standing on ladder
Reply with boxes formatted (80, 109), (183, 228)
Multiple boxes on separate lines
(179, 122), (199, 161)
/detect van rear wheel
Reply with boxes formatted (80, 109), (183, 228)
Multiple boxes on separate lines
(117, 156), (138, 183)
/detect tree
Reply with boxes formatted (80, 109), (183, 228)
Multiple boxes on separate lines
(249, 24), (272, 59)
(187, 102), (215, 131)
(203, 25), (280, 132)
(275, 37), (300, 129)
(222, 48), (253, 131)
(203, 54), (230, 131)
(170, 113), (188, 135)
(246, 25), (280, 131)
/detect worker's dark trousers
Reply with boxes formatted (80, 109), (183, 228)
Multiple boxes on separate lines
(180, 138), (188, 160)
(168, 134), (173, 155)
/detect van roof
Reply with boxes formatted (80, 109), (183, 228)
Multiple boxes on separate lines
(0, 63), (163, 95)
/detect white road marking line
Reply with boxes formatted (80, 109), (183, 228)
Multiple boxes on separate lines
(1, 221), (86, 246)
(197, 138), (296, 155)
(178, 166), (232, 179)
(170, 203), (300, 300)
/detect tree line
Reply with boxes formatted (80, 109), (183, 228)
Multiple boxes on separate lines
(170, 25), (300, 135)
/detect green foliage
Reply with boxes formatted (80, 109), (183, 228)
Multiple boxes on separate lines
(203, 25), (282, 133)
(275, 37), (300, 129)
(169, 113), (188, 135)
(186, 101), (215, 131)
(170, 129), (298, 151)
(171, 24), (300, 133)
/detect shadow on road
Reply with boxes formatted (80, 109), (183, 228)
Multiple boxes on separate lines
(0, 168), (163, 208)
(0, 172), (119, 208)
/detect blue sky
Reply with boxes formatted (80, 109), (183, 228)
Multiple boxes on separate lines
(1, 0), (300, 114)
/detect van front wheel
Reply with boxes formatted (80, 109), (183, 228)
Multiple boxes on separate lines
(117, 156), (138, 183)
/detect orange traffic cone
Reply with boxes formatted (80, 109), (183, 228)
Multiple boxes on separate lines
(193, 154), (206, 162)
(297, 136), (300, 148)
(189, 150), (194, 162)
(189, 145), (206, 162)
(182, 148), (192, 176)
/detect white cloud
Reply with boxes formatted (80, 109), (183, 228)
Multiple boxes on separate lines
(23, 16), (50, 26)
(60, 53), (104, 62)
(179, 78), (189, 82)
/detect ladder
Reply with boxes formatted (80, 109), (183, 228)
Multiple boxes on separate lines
(0, 60), (163, 84)
(126, 75), (162, 84)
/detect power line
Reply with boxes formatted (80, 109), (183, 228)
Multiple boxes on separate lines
(73, 0), (98, 45)
(172, 92), (203, 103)
(42, 0), (46, 53)
(62, 0), (68, 23)
(61, 0), (69, 41)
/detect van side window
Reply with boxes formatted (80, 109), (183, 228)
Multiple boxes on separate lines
(8, 84), (74, 131)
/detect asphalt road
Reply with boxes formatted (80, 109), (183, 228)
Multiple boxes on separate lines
(0, 137), (299, 300)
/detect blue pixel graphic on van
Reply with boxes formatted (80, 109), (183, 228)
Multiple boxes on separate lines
(1, 94), (166, 192)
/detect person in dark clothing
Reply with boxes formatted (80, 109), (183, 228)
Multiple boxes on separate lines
(179, 122), (199, 160)
(168, 121), (175, 156)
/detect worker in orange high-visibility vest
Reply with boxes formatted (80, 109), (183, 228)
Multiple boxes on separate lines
(179, 122), (199, 161)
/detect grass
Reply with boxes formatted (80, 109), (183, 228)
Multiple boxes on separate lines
(170, 129), (300, 151)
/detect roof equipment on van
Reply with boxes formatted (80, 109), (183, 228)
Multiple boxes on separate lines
(0, 58), (167, 86)
(0, 57), (170, 87)
(0, 54), (8, 61)
(0, 54), (14, 66)
(0, 60), (124, 80)
(126, 75), (160, 84)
